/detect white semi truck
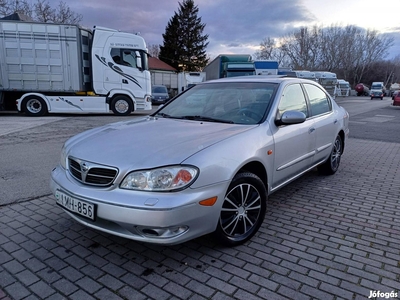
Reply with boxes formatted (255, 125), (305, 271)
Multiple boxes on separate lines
(0, 20), (152, 116)
(314, 71), (338, 98)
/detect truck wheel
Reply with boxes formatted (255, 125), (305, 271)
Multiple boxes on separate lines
(110, 96), (133, 116)
(23, 96), (47, 116)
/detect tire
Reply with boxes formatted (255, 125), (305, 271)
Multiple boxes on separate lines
(370, 97), (373, 100)
(214, 172), (267, 246)
(110, 95), (133, 116)
(23, 96), (47, 116)
(318, 135), (342, 175)
(381, 97), (383, 100)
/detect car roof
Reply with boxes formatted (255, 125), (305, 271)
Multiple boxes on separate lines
(202, 75), (316, 85)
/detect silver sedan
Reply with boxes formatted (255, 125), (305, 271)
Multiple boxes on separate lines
(50, 76), (349, 246)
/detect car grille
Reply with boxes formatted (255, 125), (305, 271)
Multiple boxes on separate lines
(68, 157), (118, 186)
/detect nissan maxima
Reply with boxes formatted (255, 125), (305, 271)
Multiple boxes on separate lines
(50, 76), (349, 246)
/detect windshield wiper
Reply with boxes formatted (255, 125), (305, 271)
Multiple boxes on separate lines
(155, 112), (175, 119)
(181, 115), (234, 124)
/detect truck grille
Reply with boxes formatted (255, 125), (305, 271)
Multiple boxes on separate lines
(68, 157), (118, 186)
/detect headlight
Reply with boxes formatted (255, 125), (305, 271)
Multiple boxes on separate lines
(120, 166), (198, 191)
(60, 146), (67, 169)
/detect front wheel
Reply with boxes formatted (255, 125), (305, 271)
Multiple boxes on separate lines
(318, 135), (342, 175)
(110, 96), (133, 116)
(214, 172), (267, 246)
(23, 96), (47, 116)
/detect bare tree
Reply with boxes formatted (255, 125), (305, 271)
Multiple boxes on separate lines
(0, 0), (31, 16)
(255, 24), (395, 86)
(33, 0), (53, 22)
(148, 44), (160, 58)
(255, 37), (291, 67)
(279, 26), (321, 70)
(50, 1), (82, 24)
(1, 0), (82, 24)
(255, 37), (275, 60)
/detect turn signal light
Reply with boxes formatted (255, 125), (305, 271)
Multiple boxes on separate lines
(199, 196), (218, 206)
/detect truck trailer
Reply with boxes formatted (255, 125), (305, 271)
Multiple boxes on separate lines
(0, 20), (151, 116)
(202, 54), (255, 81)
(355, 83), (370, 96)
(254, 60), (278, 75)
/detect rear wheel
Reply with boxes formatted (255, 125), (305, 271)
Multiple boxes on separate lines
(110, 95), (133, 116)
(23, 96), (47, 116)
(318, 135), (342, 175)
(214, 172), (267, 246)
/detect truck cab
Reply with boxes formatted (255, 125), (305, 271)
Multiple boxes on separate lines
(91, 26), (151, 111)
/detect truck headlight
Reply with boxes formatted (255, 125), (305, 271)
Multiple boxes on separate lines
(120, 166), (198, 191)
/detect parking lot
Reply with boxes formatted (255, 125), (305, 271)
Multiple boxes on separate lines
(1, 98), (400, 300)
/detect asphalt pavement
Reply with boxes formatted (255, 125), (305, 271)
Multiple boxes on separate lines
(1, 99), (400, 299)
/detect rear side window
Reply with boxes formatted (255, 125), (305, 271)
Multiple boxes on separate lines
(303, 84), (331, 116)
(278, 84), (308, 117)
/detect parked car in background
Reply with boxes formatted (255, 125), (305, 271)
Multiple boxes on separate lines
(50, 76), (349, 246)
(392, 90), (399, 100)
(370, 90), (384, 100)
(370, 82), (386, 100)
(392, 92), (400, 106)
(151, 85), (170, 105)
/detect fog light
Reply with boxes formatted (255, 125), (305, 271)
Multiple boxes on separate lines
(136, 226), (188, 239)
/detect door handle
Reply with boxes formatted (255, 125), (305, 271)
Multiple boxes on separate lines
(334, 119), (338, 124)
(309, 127), (315, 133)
(122, 79), (128, 84)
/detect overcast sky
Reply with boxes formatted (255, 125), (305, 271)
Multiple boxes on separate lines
(56, 0), (400, 59)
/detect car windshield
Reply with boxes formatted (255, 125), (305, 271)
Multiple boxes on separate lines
(153, 86), (168, 93)
(154, 82), (277, 124)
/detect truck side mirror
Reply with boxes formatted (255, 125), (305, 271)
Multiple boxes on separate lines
(136, 51), (142, 71)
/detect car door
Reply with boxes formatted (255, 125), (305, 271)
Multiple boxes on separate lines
(303, 83), (338, 165)
(271, 83), (316, 190)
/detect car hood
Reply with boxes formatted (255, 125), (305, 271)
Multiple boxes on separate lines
(66, 117), (256, 169)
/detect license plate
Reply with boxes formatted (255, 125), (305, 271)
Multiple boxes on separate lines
(55, 190), (96, 220)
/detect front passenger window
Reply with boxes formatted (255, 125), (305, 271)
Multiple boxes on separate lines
(277, 84), (308, 117)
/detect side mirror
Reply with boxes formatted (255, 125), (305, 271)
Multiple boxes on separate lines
(136, 51), (142, 70)
(275, 110), (306, 126)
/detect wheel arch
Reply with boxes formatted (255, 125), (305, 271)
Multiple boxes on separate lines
(107, 91), (136, 111)
(18, 93), (50, 113)
(236, 161), (268, 194)
(338, 130), (346, 154)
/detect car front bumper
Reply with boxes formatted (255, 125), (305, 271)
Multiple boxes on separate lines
(50, 165), (229, 245)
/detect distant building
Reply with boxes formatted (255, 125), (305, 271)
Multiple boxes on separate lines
(149, 57), (178, 95)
